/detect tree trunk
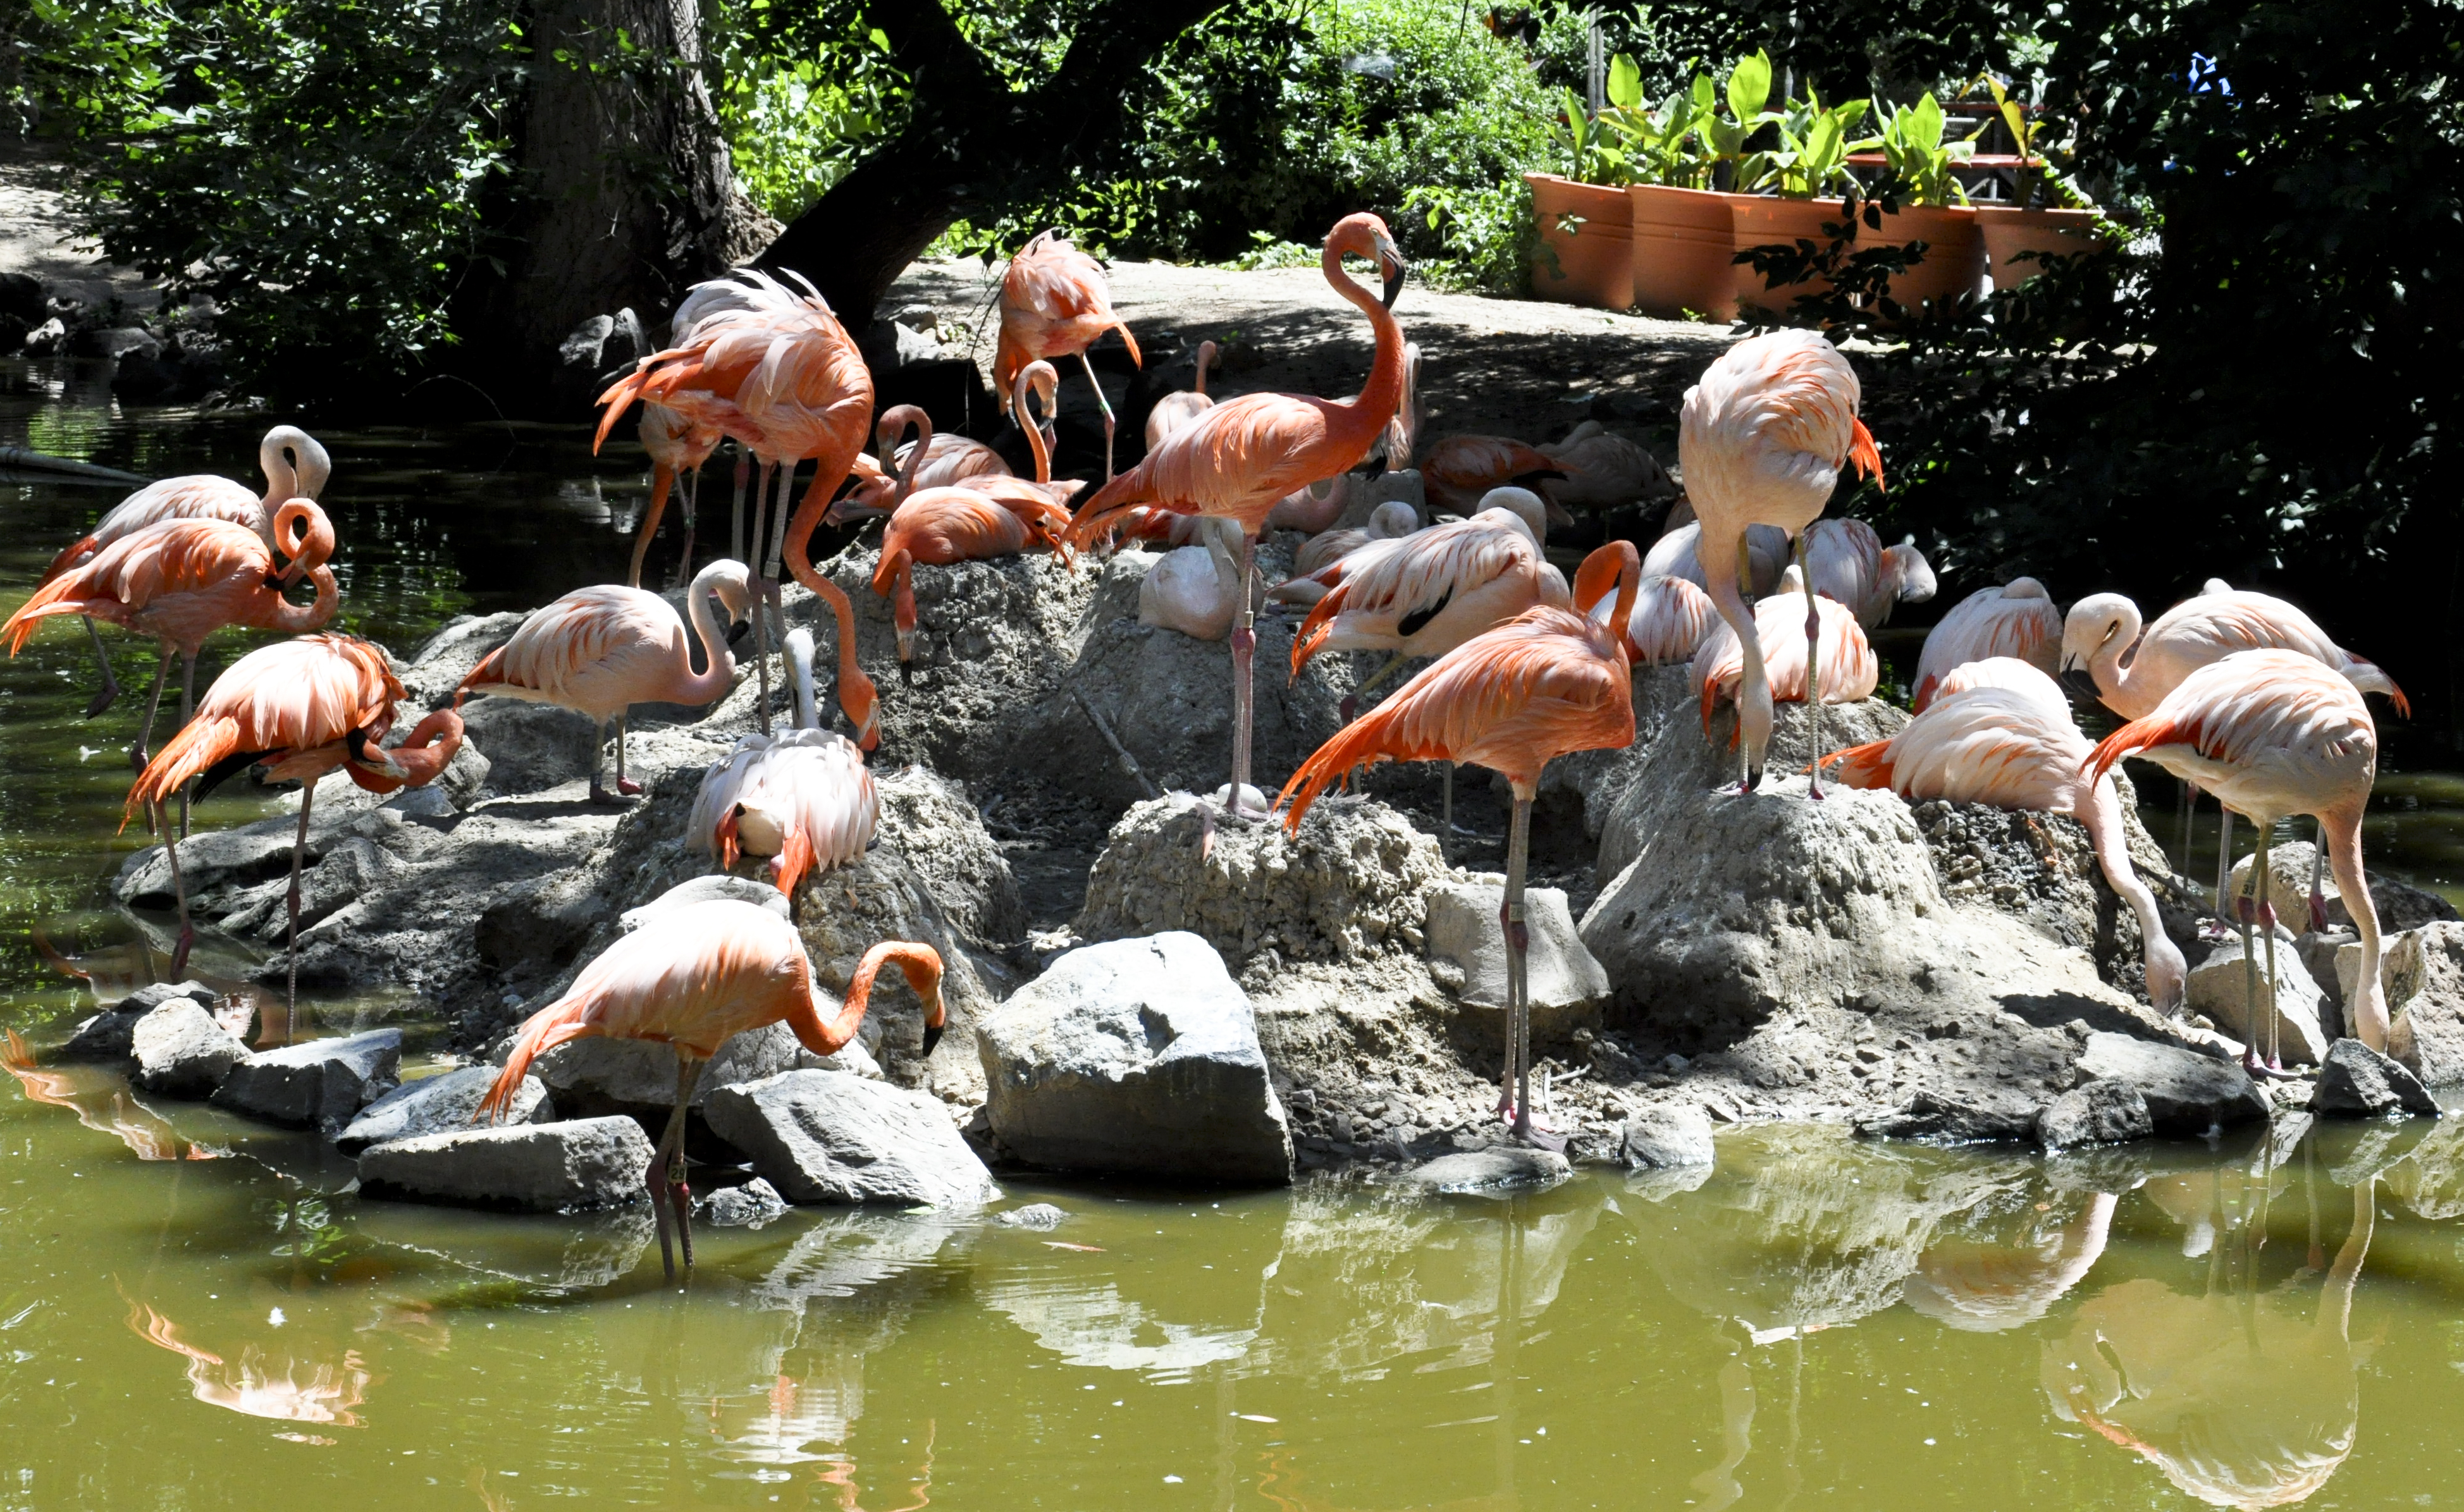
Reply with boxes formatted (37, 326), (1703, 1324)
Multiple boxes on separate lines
(759, 0), (1231, 326)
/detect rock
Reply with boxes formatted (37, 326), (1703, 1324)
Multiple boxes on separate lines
(2227, 841), (2329, 926)
(0, 272), (40, 324)
(2034, 1079), (2153, 1150)
(2313, 1037), (2439, 1119)
(119, 980), (222, 1013)
(2363, 875), (2463, 933)
(458, 698), (598, 795)
(357, 1116), (655, 1212)
(213, 1030), (402, 1134)
(1397, 1148), (1571, 1194)
(70, 326), (161, 362)
(2372, 923), (2464, 1086)
(1857, 1089), (2044, 1143)
(996, 1203), (1071, 1230)
(619, 874), (789, 932)
(2186, 927), (2331, 1066)
(1424, 878), (1610, 1033)
(2073, 1031), (2267, 1135)
(336, 1066), (552, 1153)
(528, 1021), (873, 1117)
(21, 317), (64, 357)
(976, 931), (1293, 1184)
(875, 765), (1025, 947)
(1619, 1104), (1715, 1169)
(130, 1002), (250, 1098)
(2296, 928), (2354, 1007)
(699, 1177), (789, 1228)
(703, 1070), (997, 1208)
(61, 981), (218, 1064)
(474, 868), (612, 976)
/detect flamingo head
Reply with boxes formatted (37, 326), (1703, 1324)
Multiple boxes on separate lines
(1327, 212), (1407, 309)
(2059, 592), (2138, 675)
(705, 558), (758, 631)
(842, 669), (882, 753)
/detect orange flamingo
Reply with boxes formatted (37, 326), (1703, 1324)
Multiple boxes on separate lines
(872, 483), (1071, 675)
(1269, 500), (1421, 607)
(1144, 339), (1219, 448)
(689, 627), (877, 894)
(126, 633), (464, 993)
(481, 899), (944, 1279)
(2085, 649), (2386, 1069)
(1821, 658), (2188, 1011)
(1693, 564), (1878, 736)
(1280, 541), (1641, 1143)
(42, 426), (331, 716)
(455, 558), (756, 804)
(1679, 329), (1883, 795)
(997, 229), (1142, 481)
(628, 402), (724, 589)
(1066, 212), (1408, 816)
(1912, 577), (2064, 711)
(7, 500), (340, 773)
(1420, 433), (1567, 517)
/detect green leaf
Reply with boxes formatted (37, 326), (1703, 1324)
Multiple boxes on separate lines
(1608, 52), (1641, 111)
(1911, 92), (1943, 151)
(1728, 50), (1771, 121)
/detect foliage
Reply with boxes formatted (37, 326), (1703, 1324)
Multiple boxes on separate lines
(703, 4), (908, 223)
(1765, 89), (1875, 198)
(1870, 95), (1974, 206)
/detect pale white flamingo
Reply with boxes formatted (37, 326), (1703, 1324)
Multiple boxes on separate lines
(1145, 339), (1219, 448)
(1586, 572), (1716, 666)
(1912, 578), (2063, 711)
(1694, 564), (1879, 735)
(1269, 500), (1422, 607)
(1803, 517), (1935, 629)
(689, 627), (877, 895)
(1138, 516), (1247, 641)
(1644, 519), (1788, 597)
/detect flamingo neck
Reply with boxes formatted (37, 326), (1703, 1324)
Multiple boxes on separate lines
(2078, 773), (2183, 993)
(676, 562), (739, 704)
(2093, 602), (2143, 707)
(785, 632), (820, 730)
(1322, 242), (1406, 453)
(812, 576), (876, 737)
(272, 567), (341, 632)
(785, 942), (942, 1057)
(257, 436), (298, 515)
(1021, 387), (1054, 484)
(2322, 802), (2388, 1049)
(780, 357), (878, 601)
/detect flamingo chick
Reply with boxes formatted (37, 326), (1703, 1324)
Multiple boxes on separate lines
(1694, 565), (1878, 738)
(455, 558), (755, 804)
(1913, 578), (2064, 711)
(481, 900), (945, 1279)
(689, 627), (877, 894)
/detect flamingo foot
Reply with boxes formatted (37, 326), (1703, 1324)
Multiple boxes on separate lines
(1515, 1121), (1569, 1153)
(588, 784), (638, 808)
(617, 778), (643, 797)
(1210, 783), (1270, 822)
(2198, 918), (2234, 945)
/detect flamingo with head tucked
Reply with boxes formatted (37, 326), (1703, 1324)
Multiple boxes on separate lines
(689, 627), (878, 896)
(1693, 565), (1878, 735)
(1912, 578), (2064, 711)
(997, 230), (1142, 482)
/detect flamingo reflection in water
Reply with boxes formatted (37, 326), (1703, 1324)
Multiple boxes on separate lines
(125, 1301), (373, 1428)
(1, 1030), (211, 1161)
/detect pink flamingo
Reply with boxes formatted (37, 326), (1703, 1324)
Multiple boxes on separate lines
(1912, 578), (2063, 711)
(1694, 564), (1878, 737)
(1644, 519), (1788, 598)
(2086, 649), (2388, 1069)
(482, 899), (946, 1279)
(689, 626), (877, 895)
(1802, 517), (1934, 629)
(1539, 421), (1676, 512)
(1144, 339), (1219, 448)
(1420, 434), (1567, 517)
(628, 403), (724, 589)
(1679, 329), (1883, 795)
(454, 558), (756, 805)
(1821, 657), (2188, 1012)
(1269, 500), (1421, 606)
(997, 230), (1143, 481)
(8, 501), (340, 773)
(872, 484), (1071, 674)
(1281, 541), (1641, 1143)
(126, 633), (464, 994)
(1066, 212), (1409, 817)
(1586, 572), (1716, 667)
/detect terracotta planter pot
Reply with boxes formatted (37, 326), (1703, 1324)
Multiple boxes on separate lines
(1974, 206), (2106, 289)
(1727, 195), (1854, 314)
(1864, 202), (1985, 316)
(1627, 183), (1735, 321)
(1526, 173), (1634, 310)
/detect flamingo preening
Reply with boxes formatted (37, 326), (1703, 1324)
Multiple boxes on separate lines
(1801, 517), (1934, 630)
(1585, 572), (1715, 667)
(1677, 329), (1882, 796)
(689, 626), (878, 895)
(1281, 541), (1641, 1145)
(997, 230), (1142, 482)
(482, 899), (945, 1280)
(1067, 212), (1409, 818)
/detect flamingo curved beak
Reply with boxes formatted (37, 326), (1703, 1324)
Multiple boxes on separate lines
(1380, 250), (1408, 310)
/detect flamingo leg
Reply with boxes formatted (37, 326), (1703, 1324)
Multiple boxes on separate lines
(650, 1054), (708, 1282)
(176, 651), (197, 839)
(748, 460), (781, 735)
(1705, 535), (1768, 794)
(2175, 780), (2197, 878)
(283, 781), (315, 1016)
(157, 799), (194, 978)
(2255, 821), (2282, 1071)
(2233, 814), (2264, 1074)
(587, 716), (631, 806)
(128, 646), (171, 774)
(615, 711), (640, 797)
(673, 467), (700, 591)
(1501, 792), (1563, 1149)
(80, 616), (121, 718)
(1078, 350), (1116, 483)
(2308, 817), (2330, 932)
(729, 444), (751, 564)
(1796, 534), (1823, 801)
(2207, 808), (2236, 941)
(1223, 532), (1267, 820)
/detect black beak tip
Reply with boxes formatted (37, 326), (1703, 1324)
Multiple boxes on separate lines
(921, 1022), (944, 1058)
(1381, 264), (1407, 310)
(2058, 667), (2101, 701)
(725, 618), (753, 651)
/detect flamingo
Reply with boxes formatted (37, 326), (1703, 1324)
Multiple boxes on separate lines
(997, 230), (1142, 482)
(627, 403), (724, 589)
(6, 501), (340, 776)
(966, 362), (1085, 515)
(1644, 520), (1788, 598)
(1538, 421), (1675, 512)
(1911, 578), (2063, 711)
(1420, 433), (1567, 518)
(481, 899), (946, 1280)
(897, 426), (1012, 494)
(598, 267), (873, 735)
(125, 633), (464, 995)
(1145, 339), (1219, 448)
(1065, 212), (1409, 818)
(1138, 517), (1248, 641)
(1818, 658), (2188, 1012)
(1269, 500), (1422, 606)
(1802, 517), (1935, 629)
(453, 558), (755, 805)
(1586, 572), (1716, 667)
(42, 425), (331, 717)
(872, 482), (1071, 673)
(1694, 564), (1879, 735)
(1280, 541), (1641, 1144)
(1678, 329), (1883, 795)
(2085, 649), (2388, 1069)
(689, 627), (877, 895)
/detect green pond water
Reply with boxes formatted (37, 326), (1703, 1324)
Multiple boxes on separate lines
(8, 359), (2464, 1509)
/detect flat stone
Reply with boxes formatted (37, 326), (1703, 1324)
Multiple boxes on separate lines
(336, 1066), (552, 1154)
(213, 1030), (402, 1134)
(2313, 1037), (2440, 1119)
(528, 1021), (876, 1115)
(357, 1116), (654, 1212)
(620, 874), (789, 932)
(2035, 1079), (2153, 1150)
(1424, 878), (1610, 1031)
(976, 931), (1293, 1184)
(1398, 1148), (1570, 1194)
(130, 1002), (249, 1098)
(699, 1177), (789, 1228)
(62, 981), (219, 1064)
(2074, 1031), (2267, 1136)
(703, 1070), (996, 1208)
(1856, 1090), (2043, 1144)
(1619, 1105), (1714, 1169)
(2186, 928), (2330, 1066)
(996, 1203), (1071, 1230)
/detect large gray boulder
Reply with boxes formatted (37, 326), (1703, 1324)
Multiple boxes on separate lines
(2034, 1078), (2154, 1150)
(2313, 1037), (2439, 1119)
(2188, 928), (2331, 1065)
(214, 1030), (401, 1134)
(61, 981), (218, 1064)
(2377, 923), (2464, 1087)
(357, 1116), (653, 1212)
(337, 1066), (553, 1153)
(1620, 1104), (1715, 1170)
(130, 1002), (250, 1098)
(703, 1070), (997, 1208)
(527, 1022), (876, 1117)
(977, 931), (1294, 1184)
(2073, 1031), (2267, 1135)
(1424, 878), (1610, 1033)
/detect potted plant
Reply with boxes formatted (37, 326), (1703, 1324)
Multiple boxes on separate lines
(1604, 54), (1751, 319)
(1524, 85), (1637, 309)
(1968, 77), (2107, 288)
(1860, 93), (1986, 314)
(1729, 87), (1875, 312)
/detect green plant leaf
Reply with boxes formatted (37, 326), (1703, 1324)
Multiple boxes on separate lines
(1728, 49), (1771, 120)
(1608, 52), (1641, 111)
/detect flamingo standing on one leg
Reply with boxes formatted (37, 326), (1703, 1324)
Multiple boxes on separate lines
(1066, 212), (1410, 819)
(1279, 542), (1641, 1144)
(1678, 329), (1883, 796)
(124, 633), (464, 995)
(481, 900), (946, 1281)
(1144, 340), (1219, 449)
(42, 426), (332, 718)
(1819, 658), (2188, 1012)
(628, 403), (724, 589)
(997, 230), (1142, 482)
(6, 502), (341, 777)
(689, 627), (878, 894)
(2085, 649), (2388, 1069)
(454, 559), (755, 804)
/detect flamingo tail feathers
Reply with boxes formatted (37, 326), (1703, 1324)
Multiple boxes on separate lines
(1849, 418), (1885, 491)
(2085, 715), (2185, 785)
(1276, 703), (1435, 831)
(40, 536), (100, 586)
(479, 1003), (602, 1124)
(1815, 739), (1895, 789)
(123, 715), (245, 828)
